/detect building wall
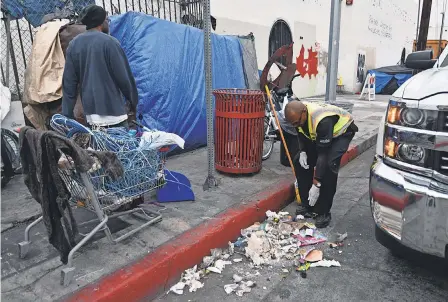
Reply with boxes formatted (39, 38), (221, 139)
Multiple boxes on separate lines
(427, 0), (447, 40)
(211, 0), (417, 97)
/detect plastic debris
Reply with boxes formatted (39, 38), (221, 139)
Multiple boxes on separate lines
(207, 267), (222, 274)
(224, 284), (239, 294)
(207, 259), (232, 274)
(234, 237), (247, 248)
(304, 222), (317, 229)
(336, 232), (348, 242)
(236, 281), (256, 297)
(189, 280), (204, 293)
(225, 280), (256, 297)
(296, 262), (310, 272)
(169, 282), (186, 295)
(169, 265), (205, 295)
(305, 228), (314, 237)
(233, 258), (243, 263)
(294, 231), (327, 246)
(296, 215), (305, 220)
(202, 256), (215, 267)
(310, 259), (341, 268)
(233, 274), (243, 283)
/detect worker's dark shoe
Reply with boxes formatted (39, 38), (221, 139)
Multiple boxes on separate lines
(296, 205), (312, 217)
(315, 213), (332, 228)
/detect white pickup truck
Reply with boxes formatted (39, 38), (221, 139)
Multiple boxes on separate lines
(370, 46), (448, 260)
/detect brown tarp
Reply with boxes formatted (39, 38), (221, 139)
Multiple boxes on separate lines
(24, 20), (67, 105)
(23, 21), (87, 129)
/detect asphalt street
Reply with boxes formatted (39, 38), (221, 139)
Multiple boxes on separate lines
(156, 147), (448, 302)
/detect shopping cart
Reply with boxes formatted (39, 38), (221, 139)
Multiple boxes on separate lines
(18, 115), (169, 286)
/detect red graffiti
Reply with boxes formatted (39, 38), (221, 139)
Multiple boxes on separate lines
(296, 45), (319, 79)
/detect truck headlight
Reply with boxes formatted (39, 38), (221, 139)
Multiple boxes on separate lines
(384, 139), (427, 166)
(386, 101), (437, 130)
(400, 108), (425, 126)
(397, 144), (426, 163)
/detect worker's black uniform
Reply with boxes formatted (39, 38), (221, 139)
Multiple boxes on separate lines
(294, 116), (358, 215)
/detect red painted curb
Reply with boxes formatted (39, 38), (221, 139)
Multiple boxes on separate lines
(66, 142), (367, 302)
(341, 144), (358, 167)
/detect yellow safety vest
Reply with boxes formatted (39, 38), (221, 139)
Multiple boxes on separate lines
(298, 102), (353, 141)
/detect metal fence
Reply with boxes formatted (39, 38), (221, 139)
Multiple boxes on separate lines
(0, 0), (204, 101)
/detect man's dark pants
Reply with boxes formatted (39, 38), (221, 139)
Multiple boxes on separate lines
(293, 131), (355, 215)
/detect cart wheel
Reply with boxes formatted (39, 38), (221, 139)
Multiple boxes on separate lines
(18, 241), (30, 259)
(61, 267), (76, 286)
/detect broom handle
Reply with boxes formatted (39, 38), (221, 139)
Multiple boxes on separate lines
(264, 86), (301, 203)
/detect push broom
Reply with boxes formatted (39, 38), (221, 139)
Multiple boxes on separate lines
(264, 85), (301, 204)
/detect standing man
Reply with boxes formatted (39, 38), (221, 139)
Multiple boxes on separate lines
(284, 101), (358, 228)
(62, 5), (138, 127)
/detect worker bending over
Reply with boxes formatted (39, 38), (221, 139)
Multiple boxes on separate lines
(284, 101), (358, 228)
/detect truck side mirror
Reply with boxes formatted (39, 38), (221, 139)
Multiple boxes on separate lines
(405, 50), (437, 70)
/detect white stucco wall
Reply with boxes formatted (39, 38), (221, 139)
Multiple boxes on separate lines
(211, 0), (418, 97)
(427, 0), (447, 40)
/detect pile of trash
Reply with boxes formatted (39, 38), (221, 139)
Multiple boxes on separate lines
(238, 210), (342, 276)
(169, 210), (345, 297)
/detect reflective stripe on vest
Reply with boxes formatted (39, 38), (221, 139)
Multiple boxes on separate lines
(297, 102), (353, 141)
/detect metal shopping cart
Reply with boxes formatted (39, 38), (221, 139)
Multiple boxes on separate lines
(18, 115), (169, 286)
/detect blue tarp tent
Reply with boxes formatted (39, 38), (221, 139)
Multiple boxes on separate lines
(111, 12), (247, 151)
(368, 65), (413, 95)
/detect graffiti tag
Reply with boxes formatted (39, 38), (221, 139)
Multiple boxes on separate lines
(296, 45), (319, 79)
(368, 15), (392, 39)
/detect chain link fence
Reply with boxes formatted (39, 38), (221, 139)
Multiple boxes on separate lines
(1, 0), (204, 101)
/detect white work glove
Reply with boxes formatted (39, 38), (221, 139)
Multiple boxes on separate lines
(308, 184), (320, 207)
(298, 152), (309, 169)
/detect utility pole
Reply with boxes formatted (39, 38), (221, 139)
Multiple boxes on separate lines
(203, 0), (217, 191)
(416, 0), (433, 51)
(438, 11), (446, 57)
(325, 0), (342, 102)
(416, 0), (421, 50)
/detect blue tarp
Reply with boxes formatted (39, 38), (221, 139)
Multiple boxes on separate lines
(111, 12), (247, 151)
(1, 0), (93, 27)
(368, 66), (413, 94)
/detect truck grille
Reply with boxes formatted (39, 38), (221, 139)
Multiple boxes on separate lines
(438, 112), (448, 132)
(436, 151), (448, 176)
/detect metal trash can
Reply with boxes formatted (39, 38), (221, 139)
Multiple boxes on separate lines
(213, 89), (265, 174)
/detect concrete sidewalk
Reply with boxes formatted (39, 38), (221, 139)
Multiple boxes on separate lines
(1, 97), (388, 302)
